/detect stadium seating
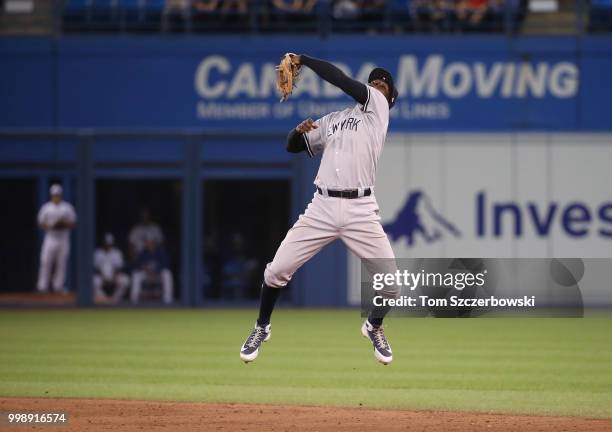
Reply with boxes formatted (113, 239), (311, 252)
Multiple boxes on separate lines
(385, 0), (413, 33)
(57, 1), (603, 35)
(63, 0), (168, 32)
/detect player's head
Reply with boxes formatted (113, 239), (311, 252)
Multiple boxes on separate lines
(104, 233), (114, 250)
(368, 67), (398, 109)
(50, 184), (63, 203)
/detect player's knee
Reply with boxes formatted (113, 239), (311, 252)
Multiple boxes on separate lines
(264, 266), (289, 289)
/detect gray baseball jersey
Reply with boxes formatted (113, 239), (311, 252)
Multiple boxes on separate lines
(304, 85), (389, 190)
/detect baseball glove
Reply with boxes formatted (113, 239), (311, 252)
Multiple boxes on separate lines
(275, 53), (301, 102)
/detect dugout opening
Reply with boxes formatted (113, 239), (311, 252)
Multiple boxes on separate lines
(202, 179), (290, 302)
(95, 179), (182, 305)
(0, 178), (38, 294)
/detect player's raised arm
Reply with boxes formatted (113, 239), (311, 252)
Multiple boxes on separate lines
(291, 54), (368, 105)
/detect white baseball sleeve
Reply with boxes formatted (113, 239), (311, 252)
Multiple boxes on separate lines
(303, 114), (331, 157)
(362, 86), (390, 127)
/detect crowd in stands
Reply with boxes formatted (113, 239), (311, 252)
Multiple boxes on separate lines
(62, 0), (528, 34)
(3, 0), (609, 34)
(408, 0), (517, 33)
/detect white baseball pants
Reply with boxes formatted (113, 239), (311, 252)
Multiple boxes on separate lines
(94, 273), (130, 303)
(37, 236), (70, 292)
(264, 192), (398, 297)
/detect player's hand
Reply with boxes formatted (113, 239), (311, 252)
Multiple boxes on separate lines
(287, 53), (302, 65)
(296, 118), (318, 134)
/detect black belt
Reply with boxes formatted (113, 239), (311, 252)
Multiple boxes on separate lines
(317, 187), (371, 199)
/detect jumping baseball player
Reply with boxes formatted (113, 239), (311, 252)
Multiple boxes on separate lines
(240, 54), (400, 365)
(36, 184), (77, 293)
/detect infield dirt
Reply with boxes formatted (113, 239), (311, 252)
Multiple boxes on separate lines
(1, 398), (612, 432)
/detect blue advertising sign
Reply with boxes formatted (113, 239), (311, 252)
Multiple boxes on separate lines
(1, 36), (611, 131)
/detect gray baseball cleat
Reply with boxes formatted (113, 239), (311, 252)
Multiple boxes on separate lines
(240, 323), (271, 363)
(361, 320), (393, 365)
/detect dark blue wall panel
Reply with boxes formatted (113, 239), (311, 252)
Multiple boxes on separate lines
(93, 139), (184, 162)
(0, 39), (55, 128)
(200, 140), (291, 163)
(0, 140), (77, 162)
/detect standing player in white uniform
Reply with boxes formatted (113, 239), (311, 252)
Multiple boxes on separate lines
(36, 184), (77, 293)
(240, 54), (400, 365)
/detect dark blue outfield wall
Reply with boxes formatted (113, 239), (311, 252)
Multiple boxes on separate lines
(1, 35), (612, 132)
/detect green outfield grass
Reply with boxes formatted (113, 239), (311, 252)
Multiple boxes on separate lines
(0, 309), (611, 418)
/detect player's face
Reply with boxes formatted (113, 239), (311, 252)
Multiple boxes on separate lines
(51, 194), (61, 204)
(369, 79), (390, 100)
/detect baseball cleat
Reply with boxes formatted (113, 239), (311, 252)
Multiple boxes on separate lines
(361, 320), (393, 365)
(240, 323), (271, 363)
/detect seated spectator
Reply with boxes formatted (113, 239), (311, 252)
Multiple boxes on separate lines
(93, 233), (130, 304)
(213, 0), (249, 31)
(481, 0), (505, 32)
(456, 0), (491, 31)
(221, 0), (248, 13)
(330, 0), (385, 33)
(193, 0), (220, 12)
(434, 0), (458, 32)
(332, 0), (360, 20)
(359, 0), (385, 33)
(131, 235), (174, 304)
(272, 0), (318, 13)
(192, 0), (219, 31)
(128, 208), (164, 262)
(410, 0), (456, 33)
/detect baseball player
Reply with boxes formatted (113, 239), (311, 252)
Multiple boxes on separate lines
(93, 233), (130, 304)
(36, 184), (77, 294)
(128, 208), (164, 259)
(240, 54), (400, 365)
